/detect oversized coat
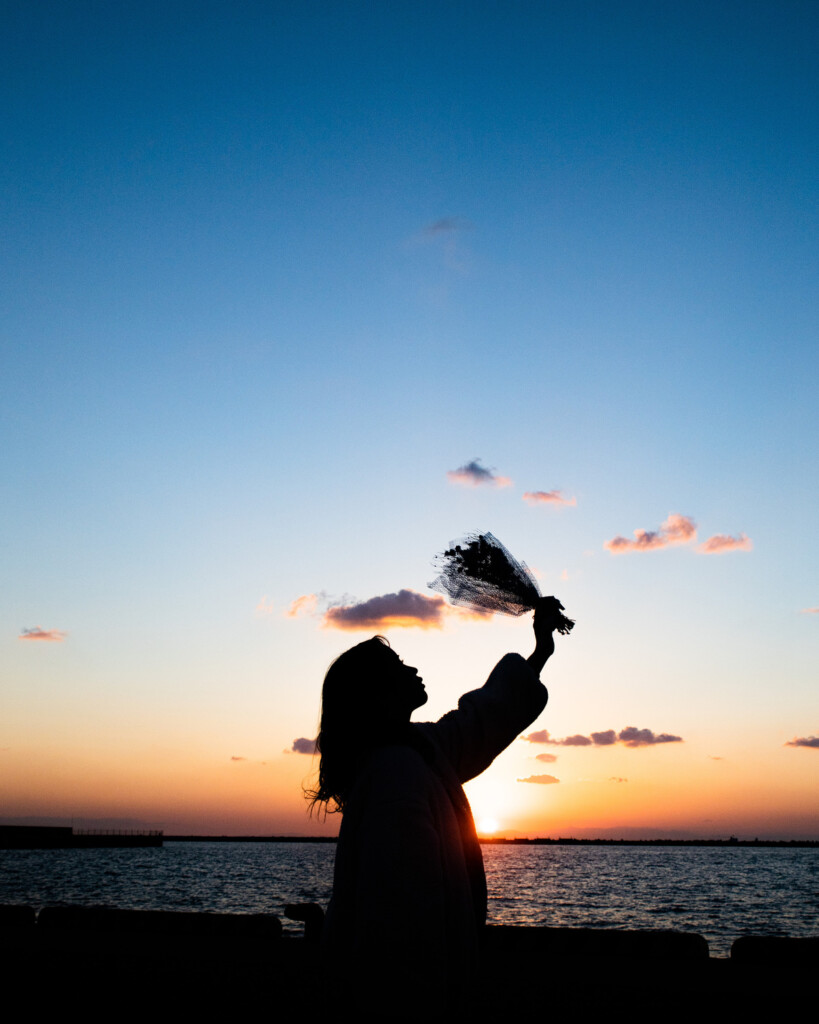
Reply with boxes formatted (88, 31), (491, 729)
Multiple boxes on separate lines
(323, 653), (548, 1012)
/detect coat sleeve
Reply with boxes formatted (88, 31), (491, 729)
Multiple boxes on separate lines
(416, 653), (548, 784)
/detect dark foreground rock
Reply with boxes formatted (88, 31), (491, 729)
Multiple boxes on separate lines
(1, 904), (814, 1016)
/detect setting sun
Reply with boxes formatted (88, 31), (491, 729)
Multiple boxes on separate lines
(477, 818), (500, 835)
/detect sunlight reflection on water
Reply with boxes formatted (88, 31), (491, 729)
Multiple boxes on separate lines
(1, 842), (816, 956)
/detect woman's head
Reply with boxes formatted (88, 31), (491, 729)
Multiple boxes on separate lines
(307, 636), (427, 814)
(321, 636), (426, 724)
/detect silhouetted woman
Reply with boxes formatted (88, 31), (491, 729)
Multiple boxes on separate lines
(312, 598), (560, 1015)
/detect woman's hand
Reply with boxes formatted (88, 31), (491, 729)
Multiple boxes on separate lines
(526, 597), (563, 675)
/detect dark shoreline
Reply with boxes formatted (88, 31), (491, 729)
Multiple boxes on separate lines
(163, 835), (819, 847)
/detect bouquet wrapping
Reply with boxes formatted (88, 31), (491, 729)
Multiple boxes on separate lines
(429, 532), (574, 634)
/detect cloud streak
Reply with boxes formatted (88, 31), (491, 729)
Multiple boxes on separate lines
(698, 533), (752, 554)
(605, 514), (697, 554)
(287, 589), (493, 631)
(18, 627), (66, 642)
(524, 726), (683, 748)
(517, 774), (560, 785)
(785, 735), (819, 749)
(423, 217), (472, 235)
(523, 490), (577, 507)
(323, 589), (447, 631)
(446, 459), (512, 488)
(618, 726), (683, 748)
(799, 607), (819, 615)
(287, 594), (318, 618)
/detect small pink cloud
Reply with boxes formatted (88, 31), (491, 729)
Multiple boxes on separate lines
(523, 729), (553, 744)
(18, 627), (66, 643)
(698, 533), (752, 554)
(287, 594), (318, 618)
(799, 607), (819, 615)
(517, 774), (560, 785)
(291, 737), (318, 755)
(523, 490), (577, 507)
(605, 513), (697, 554)
(535, 753), (558, 763)
(561, 734), (594, 747)
(618, 726), (683, 748)
(446, 459), (512, 488)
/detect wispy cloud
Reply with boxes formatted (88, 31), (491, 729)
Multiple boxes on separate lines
(18, 626), (66, 643)
(517, 774), (560, 785)
(451, 604), (495, 621)
(446, 459), (512, 488)
(610, 777), (628, 783)
(423, 217), (472, 235)
(799, 607), (819, 615)
(287, 594), (318, 618)
(524, 726), (683, 748)
(605, 513), (697, 554)
(291, 737), (318, 755)
(324, 589), (447, 631)
(535, 753), (558, 763)
(523, 490), (577, 507)
(698, 533), (752, 554)
(785, 735), (819, 749)
(415, 217), (474, 275)
(230, 756), (247, 762)
(255, 595), (275, 616)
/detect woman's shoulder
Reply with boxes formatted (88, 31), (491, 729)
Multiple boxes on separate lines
(484, 651), (539, 686)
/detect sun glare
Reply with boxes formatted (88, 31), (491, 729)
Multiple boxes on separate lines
(477, 817), (499, 835)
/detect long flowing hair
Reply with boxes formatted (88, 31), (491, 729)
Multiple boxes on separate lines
(307, 636), (404, 815)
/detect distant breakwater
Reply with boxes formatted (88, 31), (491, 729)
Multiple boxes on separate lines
(162, 834), (819, 847)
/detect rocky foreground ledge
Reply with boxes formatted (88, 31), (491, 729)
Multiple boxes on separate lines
(1, 904), (815, 1014)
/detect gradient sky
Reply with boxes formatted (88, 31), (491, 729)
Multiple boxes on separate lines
(2, 1), (817, 838)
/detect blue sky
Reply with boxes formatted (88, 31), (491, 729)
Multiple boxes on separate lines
(2, 1), (817, 836)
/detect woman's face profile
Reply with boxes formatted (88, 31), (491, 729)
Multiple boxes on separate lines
(381, 647), (427, 715)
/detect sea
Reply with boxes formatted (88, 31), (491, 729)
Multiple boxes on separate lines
(1, 841), (817, 958)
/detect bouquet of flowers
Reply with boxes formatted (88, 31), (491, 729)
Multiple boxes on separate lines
(429, 532), (574, 633)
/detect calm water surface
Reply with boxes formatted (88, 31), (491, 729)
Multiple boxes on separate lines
(1, 842), (816, 957)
